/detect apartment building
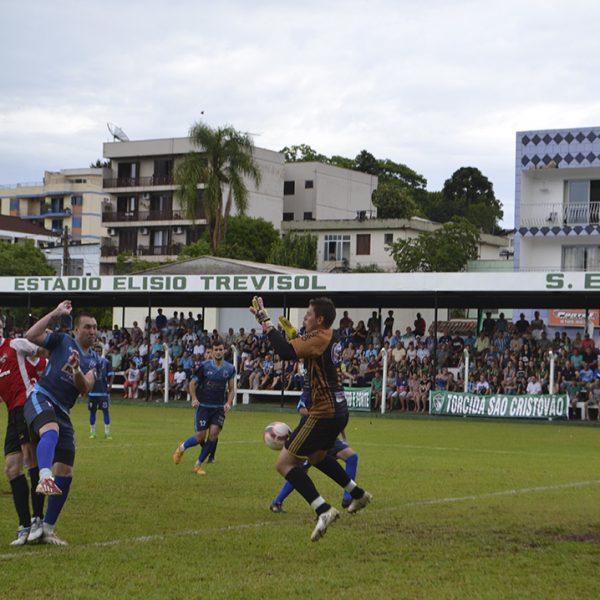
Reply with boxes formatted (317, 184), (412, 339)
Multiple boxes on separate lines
(515, 125), (600, 272)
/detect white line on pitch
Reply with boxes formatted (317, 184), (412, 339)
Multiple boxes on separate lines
(2, 479), (599, 561)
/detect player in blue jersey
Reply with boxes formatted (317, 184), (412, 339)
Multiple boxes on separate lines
(88, 345), (114, 439)
(23, 300), (98, 545)
(270, 389), (359, 513)
(172, 340), (235, 475)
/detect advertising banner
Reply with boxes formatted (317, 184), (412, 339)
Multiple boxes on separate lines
(344, 387), (371, 412)
(429, 390), (568, 420)
(548, 308), (600, 328)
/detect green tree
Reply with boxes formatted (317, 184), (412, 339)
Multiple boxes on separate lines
(268, 233), (317, 270)
(439, 167), (503, 234)
(371, 181), (421, 219)
(115, 253), (171, 274)
(179, 237), (212, 259)
(90, 159), (111, 168)
(0, 242), (55, 276)
(280, 144), (328, 163)
(175, 121), (261, 253)
(387, 217), (480, 272)
(215, 216), (279, 262)
(352, 264), (385, 273)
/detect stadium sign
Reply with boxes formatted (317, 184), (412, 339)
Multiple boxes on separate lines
(4, 271), (600, 295)
(429, 390), (568, 420)
(344, 387), (371, 412)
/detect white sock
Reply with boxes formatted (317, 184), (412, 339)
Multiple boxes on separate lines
(39, 468), (53, 481)
(310, 496), (326, 511)
(344, 480), (357, 493)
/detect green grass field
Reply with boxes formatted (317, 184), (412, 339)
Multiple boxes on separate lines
(1, 401), (600, 599)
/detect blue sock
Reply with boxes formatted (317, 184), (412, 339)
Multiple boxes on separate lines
(197, 440), (215, 464)
(102, 408), (110, 426)
(89, 411), (96, 426)
(274, 481), (296, 505)
(183, 436), (200, 450)
(44, 476), (72, 526)
(37, 430), (59, 471)
(343, 453), (359, 503)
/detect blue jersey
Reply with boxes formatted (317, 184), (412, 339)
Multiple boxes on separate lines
(34, 331), (99, 414)
(89, 357), (113, 398)
(192, 359), (236, 407)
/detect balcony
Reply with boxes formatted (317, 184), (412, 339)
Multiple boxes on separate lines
(21, 206), (72, 220)
(103, 174), (174, 188)
(102, 208), (205, 222)
(519, 202), (600, 228)
(101, 243), (183, 257)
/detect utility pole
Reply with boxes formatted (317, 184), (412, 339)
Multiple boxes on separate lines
(62, 225), (70, 276)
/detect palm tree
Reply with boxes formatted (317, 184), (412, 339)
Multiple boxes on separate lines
(174, 121), (262, 253)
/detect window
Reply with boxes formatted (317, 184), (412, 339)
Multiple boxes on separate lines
(71, 196), (83, 206)
(305, 180), (314, 189)
(323, 234), (350, 262)
(283, 181), (295, 195)
(283, 212), (294, 221)
(303, 212), (313, 220)
(356, 234), (371, 255)
(51, 219), (63, 233)
(72, 217), (82, 228)
(562, 245), (600, 271)
(51, 197), (64, 213)
(384, 233), (393, 245)
(153, 159), (173, 184)
(565, 179), (600, 224)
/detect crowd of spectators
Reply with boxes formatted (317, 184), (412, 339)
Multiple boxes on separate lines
(88, 307), (600, 417)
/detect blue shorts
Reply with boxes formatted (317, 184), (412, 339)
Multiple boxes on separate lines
(24, 391), (76, 467)
(328, 437), (350, 456)
(88, 396), (110, 411)
(195, 406), (225, 432)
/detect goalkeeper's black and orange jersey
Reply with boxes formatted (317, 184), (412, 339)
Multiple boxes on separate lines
(288, 329), (347, 418)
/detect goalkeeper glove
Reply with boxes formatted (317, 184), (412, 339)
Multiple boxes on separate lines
(250, 296), (272, 332)
(278, 315), (297, 339)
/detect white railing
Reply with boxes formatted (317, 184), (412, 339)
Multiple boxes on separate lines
(520, 202), (600, 228)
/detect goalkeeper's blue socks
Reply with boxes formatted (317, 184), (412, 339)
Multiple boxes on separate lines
(44, 476), (72, 526)
(343, 453), (358, 504)
(274, 481), (295, 505)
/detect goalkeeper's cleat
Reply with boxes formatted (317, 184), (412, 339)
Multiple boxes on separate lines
(27, 517), (44, 543)
(172, 444), (185, 465)
(278, 315), (297, 339)
(10, 526), (30, 546)
(36, 477), (62, 496)
(348, 491), (373, 514)
(341, 496), (352, 509)
(310, 507), (340, 542)
(89, 432), (96, 439)
(207, 456), (215, 464)
(41, 524), (68, 546)
(192, 465), (206, 476)
(270, 502), (286, 513)
(104, 433), (112, 440)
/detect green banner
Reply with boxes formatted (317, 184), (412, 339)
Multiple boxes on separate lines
(344, 387), (371, 412)
(429, 390), (569, 420)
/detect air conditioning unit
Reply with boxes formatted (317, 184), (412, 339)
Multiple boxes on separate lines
(173, 226), (184, 235)
(108, 228), (117, 236)
(102, 198), (112, 208)
(140, 227), (149, 235)
(142, 193), (151, 201)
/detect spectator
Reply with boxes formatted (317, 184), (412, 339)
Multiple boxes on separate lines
(413, 312), (426, 337)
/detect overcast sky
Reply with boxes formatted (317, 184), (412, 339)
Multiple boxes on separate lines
(2, 0), (600, 227)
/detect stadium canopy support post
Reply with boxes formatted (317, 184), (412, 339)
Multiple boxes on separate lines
(548, 350), (555, 394)
(163, 342), (170, 403)
(144, 298), (152, 403)
(463, 348), (469, 392)
(380, 347), (388, 415)
(280, 296), (288, 409)
(431, 296), (439, 401)
(231, 344), (239, 406)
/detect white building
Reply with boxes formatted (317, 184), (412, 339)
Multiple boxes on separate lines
(283, 216), (509, 272)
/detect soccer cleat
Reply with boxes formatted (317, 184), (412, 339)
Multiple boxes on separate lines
(10, 526), (30, 546)
(207, 457), (215, 464)
(27, 517), (44, 543)
(36, 477), (62, 496)
(89, 432), (96, 439)
(341, 497), (351, 509)
(348, 491), (373, 514)
(41, 526), (68, 546)
(270, 502), (286, 513)
(172, 444), (185, 465)
(311, 507), (340, 542)
(104, 433), (112, 440)
(192, 465), (206, 476)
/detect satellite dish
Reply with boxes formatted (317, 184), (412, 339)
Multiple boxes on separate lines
(107, 122), (130, 142)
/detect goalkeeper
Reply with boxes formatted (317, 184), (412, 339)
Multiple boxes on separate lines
(250, 296), (372, 542)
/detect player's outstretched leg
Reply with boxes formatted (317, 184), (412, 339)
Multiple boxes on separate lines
(173, 435), (200, 465)
(41, 475), (72, 545)
(27, 467), (45, 543)
(9, 474), (31, 546)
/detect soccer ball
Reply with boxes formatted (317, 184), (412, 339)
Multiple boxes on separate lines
(263, 421), (291, 451)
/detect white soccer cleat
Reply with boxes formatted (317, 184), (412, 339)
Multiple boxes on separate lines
(27, 517), (44, 543)
(10, 526), (30, 546)
(36, 477), (62, 496)
(310, 507), (340, 542)
(348, 491), (373, 514)
(41, 524), (68, 546)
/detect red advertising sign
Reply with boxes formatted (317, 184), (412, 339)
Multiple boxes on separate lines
(548, 309), (600, 327)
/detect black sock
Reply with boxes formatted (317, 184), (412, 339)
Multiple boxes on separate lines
(10, 474), (31, 527)
(313, 455), (365, 499)
(28, 467), (44, 519)
(285, 466), (323, 507)
(210, 439), (218, 459)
